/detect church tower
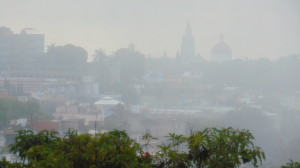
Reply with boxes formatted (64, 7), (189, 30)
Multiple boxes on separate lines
(180, 22), (196, 59)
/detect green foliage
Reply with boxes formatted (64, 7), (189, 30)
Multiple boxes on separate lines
(7, 129), (146, 168)
(152, 133), (191, 167)
(0, 157), (25, 168)
(92, 48), (106, 64)
(188, 127), (265, 168)
(142, 132), (158, 153)
(112, 48), (146, 84)
(153, 144), (191, 168)
(9, 129), (60, 163)
(46, 44), (88, 65)
(166, 133), (186, 151)
(5, 128), (265, 168)
(281, 160), (300, 168)
(0, 98), (52, 128)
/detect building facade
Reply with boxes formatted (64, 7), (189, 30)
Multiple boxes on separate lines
(0, 27), (44, 65)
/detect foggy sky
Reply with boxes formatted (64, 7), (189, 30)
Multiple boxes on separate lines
(1, 0), (300, 60)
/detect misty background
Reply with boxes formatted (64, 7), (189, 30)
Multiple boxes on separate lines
(1, 0), (300, 60)
(0, 0), (300, 168)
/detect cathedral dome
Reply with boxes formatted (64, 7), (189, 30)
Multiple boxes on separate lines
(211, 35), (232, 61)
(212, 43), (232, 55)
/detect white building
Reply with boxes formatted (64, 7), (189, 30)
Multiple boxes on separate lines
(94, 96), (124, 117)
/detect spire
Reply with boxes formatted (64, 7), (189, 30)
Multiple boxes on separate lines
(185, 22), (192, 36)
(180, 22), (195, 59)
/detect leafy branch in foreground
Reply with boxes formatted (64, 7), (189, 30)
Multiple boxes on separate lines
(3, 127), (265, 168)
(188, 127), (265, 168)
(281, 160), (300, 168)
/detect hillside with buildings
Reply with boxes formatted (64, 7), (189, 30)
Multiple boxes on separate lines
(0, 25), (299, 167)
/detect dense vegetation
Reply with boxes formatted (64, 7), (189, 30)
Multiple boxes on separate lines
(1, 127), (266, 168)
(0, 98), (52, 129)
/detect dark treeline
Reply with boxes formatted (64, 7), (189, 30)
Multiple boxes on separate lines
(2, 128), (300, 168)
(0, 98), (51, 129)
(2, 128), (265, 168)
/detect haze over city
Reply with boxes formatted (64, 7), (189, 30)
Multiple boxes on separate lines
(1, 0), (300, 59)
(1, 0), (300, 167)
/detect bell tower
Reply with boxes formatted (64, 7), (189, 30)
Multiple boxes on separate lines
(180, 22), (195, 59)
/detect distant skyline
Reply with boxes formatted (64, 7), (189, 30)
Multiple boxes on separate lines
(1, 0), (300, 60)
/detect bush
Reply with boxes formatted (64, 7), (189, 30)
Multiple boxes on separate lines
(3, 127), (265, 168)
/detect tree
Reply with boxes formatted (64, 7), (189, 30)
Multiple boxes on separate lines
(142, 132), (157, 153)
(188, 127), (265, 168)
(9, 130), (60, 164)
(112, 48), (146, 84)
(92, 48), (112, 90)
(281, 160), (300, 168)
(7, 129), (147, 168)
(92, 48), (106, 64)
(4, 128), (265, 168)
(153, 133), (191, 168)
(0, 26), (13, 35)
(0, 157), (24, 168)
(0, 98), (52, 129)
(45, 44), (88, 65)
(153, 144), (191, 168)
